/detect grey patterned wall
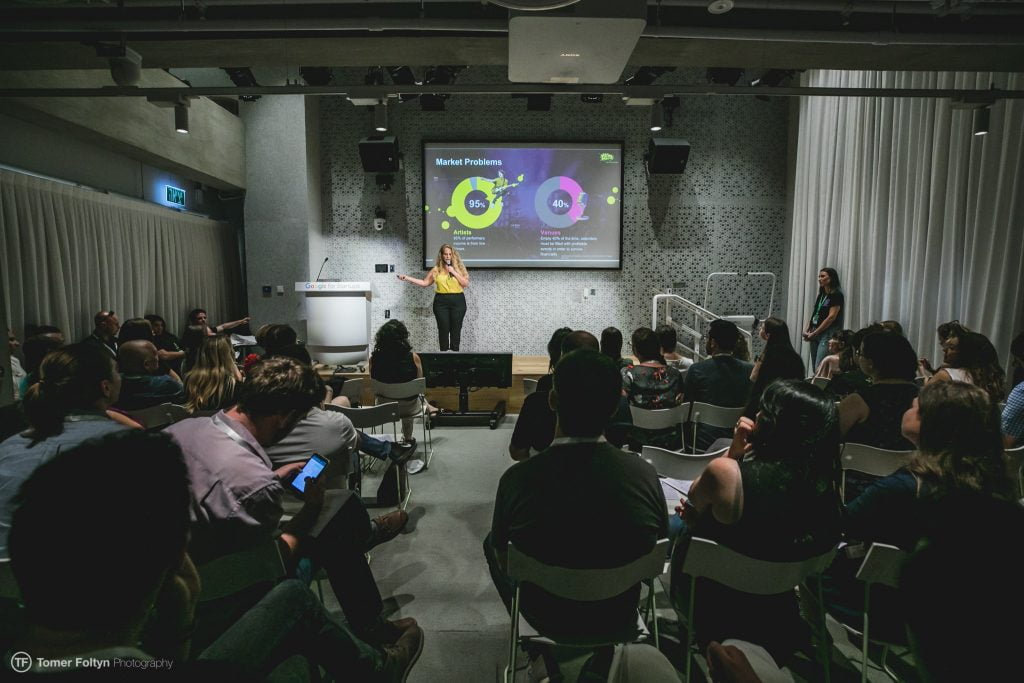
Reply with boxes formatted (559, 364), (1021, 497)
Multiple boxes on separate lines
(319, 69), (788, 356)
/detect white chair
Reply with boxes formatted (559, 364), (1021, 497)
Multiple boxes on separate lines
(840, 443), (913, 501)
(338, 376), (365, 406)
(676, 537), (838, 683)
(843, 543), (909, 683)
(1006, 444), (1024, 500)
(504, 539), (670, 683)
(329, 401), (410, 510)
(641, 444), (726, 482)
(125, 402), (189, 430)
(371, 377), (433, 468)
(629, 402), (692, 431)
(522, 378), (539, 397)
(687, 403), (744, 452)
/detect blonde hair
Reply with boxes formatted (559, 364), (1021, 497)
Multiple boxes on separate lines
(432, 243), (468, 278)
(184, 336), (239, 413)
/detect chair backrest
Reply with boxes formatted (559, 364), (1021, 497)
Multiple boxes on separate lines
(507, 539), (669, 602)
(641, 445), (726, 481)
(124, 403), (190, 430)
(371, 377), (425, 400)
(339, 377), (365, 402)
(1005, 444), (1024, 499)
(0, 559), (20, 599)
(688, 402), (744, 429)
(629, 403), (691, 431)
(196, 538), (286, 602)
(522, 378), (539, 396)
(327, 401), (400, 430)
(855, 543), (907, 589)
(841, 443), (913, 478)
(680, 537), (837, 596)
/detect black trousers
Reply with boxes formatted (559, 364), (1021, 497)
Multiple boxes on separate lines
(433, 292), (467, 351)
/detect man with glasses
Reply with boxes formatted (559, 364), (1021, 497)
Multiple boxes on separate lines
(81, 309), (120, 359)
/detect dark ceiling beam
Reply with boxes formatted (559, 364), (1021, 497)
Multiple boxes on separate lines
(0, 83), (1020, 100)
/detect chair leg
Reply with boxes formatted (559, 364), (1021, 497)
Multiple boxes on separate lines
(879, 645), (899, 682)
(817, 577), (831, 683)
(685, 576), (696, 682)
(861, 585), (870, 683)
(507, 587), (521, 683)
(648, 579), (660, 649)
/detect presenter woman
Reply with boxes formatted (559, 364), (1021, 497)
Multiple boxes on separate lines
(803, 267), (844, 369)
(397, 244), (470, 351)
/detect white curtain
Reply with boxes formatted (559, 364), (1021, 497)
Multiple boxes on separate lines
(786, 70), (1024, 376)
(0, 168), (244, 341)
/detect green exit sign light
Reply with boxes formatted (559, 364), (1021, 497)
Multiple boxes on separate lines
(166, 185), (186, 207)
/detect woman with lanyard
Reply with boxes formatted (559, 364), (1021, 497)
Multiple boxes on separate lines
(803, 267), (845, 370)
(398, 243), (470, 351)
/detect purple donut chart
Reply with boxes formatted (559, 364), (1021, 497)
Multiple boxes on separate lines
(534, 176), (587, 229)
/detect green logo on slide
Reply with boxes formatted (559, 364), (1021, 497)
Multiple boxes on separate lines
(600, 153), (614, 162)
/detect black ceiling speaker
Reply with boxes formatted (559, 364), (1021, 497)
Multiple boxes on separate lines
(646, 138), (690, 174)
(358, 136), (400, 173)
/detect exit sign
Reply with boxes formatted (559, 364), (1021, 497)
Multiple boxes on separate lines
(166, 185), (186, 208)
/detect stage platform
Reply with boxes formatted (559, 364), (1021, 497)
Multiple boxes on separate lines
(320, 355), (550, 414)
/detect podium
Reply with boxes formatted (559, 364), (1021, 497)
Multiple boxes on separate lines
(296, 281), (371, 366)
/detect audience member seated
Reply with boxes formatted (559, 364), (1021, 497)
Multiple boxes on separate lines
(683, 319), (754, 452)
(745, 317), (805, 419)
(0, 344), (126, 558)
(15, 335), (62, 399)
(183, 335), (242, 414)
(1003, 332), (1024, 448)
(180, 324), (214, 374)
(917, 320), (969, 379)
(116, 316), (155, 345)
(165, 357), (418, 648)
(115, 340), (186, 410)
(657, 323), (693, 369)
(188, 308), (251, 336)
(823, 381), (1013, 635)
(839, 331), (919, 450)
(6, 430), (422, 680)
(23, 324), (64, 345)
(878, 319), (904, 336)
(7, 328), (26, 400)
(267, 374), (417, 502)
(600, 326), (632, 369)
(147, 313), (187, 375)
(812, 329), (851, 380)
(825, 325), (878, 399)
(260, 323), (312, 366)
(926, 330), (1006, 404)
(80, 309), (119, 360)
(369, 320), (439, 468)
(899, 495), (1023, 683)
(508, 327), (573, 461)
(619, 327), (685, 450)
(485, 349), (667, 640)
(670, 380), (842, 665)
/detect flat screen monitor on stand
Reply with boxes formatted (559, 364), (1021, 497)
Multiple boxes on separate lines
(419, 352), (512, 429)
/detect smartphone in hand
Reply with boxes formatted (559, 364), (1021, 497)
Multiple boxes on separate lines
(288, 454), (328, 497)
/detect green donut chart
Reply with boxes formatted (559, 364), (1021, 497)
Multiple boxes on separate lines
(446, 176), (504, 230)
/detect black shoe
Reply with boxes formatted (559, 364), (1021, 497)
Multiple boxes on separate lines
(381, 620), (424, 682)
(389, 441), (417, 467)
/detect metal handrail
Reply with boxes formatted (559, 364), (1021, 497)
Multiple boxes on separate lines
(652, 293), (753, 363)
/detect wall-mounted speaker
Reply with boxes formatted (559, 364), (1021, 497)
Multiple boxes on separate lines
(646, 138), (690, 174)
(358, 135), (400, 173)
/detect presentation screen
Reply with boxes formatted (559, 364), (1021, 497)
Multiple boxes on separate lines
(422, 141), (623, 269)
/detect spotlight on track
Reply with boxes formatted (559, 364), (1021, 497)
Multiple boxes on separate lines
(973, 107), (990, 136)
(650, 101), (664, 132)
(374, 100), (388, 132)
(174, 100), (190, 134)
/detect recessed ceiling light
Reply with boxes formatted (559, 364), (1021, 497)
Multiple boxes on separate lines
(560, 53), (581, 58)
(708, 0), (734, 15)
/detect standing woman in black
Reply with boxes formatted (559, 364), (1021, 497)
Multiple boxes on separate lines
(398, 243), (470, 351)
(803, 267), (845, 370)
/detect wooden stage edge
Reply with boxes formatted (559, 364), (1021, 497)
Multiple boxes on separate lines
(319, 355), (550, 414)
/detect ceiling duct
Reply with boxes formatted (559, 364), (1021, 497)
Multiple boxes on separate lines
(508, 0), (647, 84)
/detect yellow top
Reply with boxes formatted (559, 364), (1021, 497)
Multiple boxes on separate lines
(434, 268), (464, 294)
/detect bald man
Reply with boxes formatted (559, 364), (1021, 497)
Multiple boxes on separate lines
(114, 340), (185, 410)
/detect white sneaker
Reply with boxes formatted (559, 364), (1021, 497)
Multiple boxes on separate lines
(407, 459), (426, 475)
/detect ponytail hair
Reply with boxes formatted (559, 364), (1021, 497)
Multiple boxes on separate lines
(22, 344), (115, 440)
